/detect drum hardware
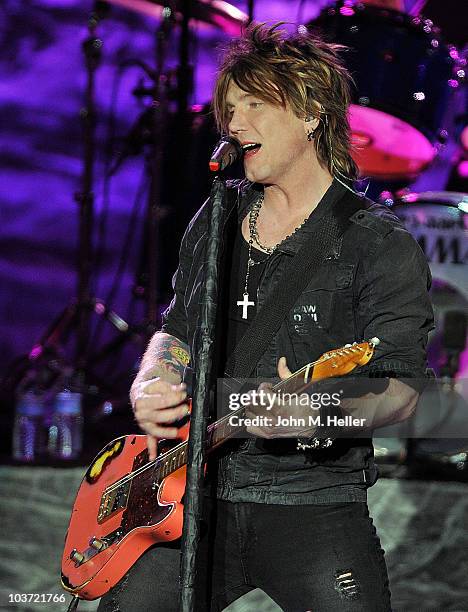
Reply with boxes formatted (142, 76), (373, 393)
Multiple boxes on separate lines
(102, 0), (248, 312)
(2, 0), (250, 394)
(390, 191), (467, 378)
(376, 191), (468, 480)
(1, 5), (138, 403)
(142, 5), (180, 325)
(99, 0), (247, 314)
(391, 191), (467, 267)
(412, 0), (468, 47)
(67, 3), (191, 379)
(310, 1), (461, 181)
(3, 0), (243, 403)
(440, 310), (467, 379)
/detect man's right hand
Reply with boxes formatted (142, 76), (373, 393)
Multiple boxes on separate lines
(132, 378), (189, 461)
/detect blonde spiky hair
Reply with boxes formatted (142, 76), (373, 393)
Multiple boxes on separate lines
(213, 22), (358, 180)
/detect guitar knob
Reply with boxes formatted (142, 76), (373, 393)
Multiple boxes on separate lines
(70, 549), (84, 564)
(89, 537), (105, 550)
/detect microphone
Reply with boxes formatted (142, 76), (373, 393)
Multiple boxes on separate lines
(209, 136), (243, 172)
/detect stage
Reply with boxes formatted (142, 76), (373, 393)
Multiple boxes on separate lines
(1, 468), (467, 611)
(1, 1), (467, 611)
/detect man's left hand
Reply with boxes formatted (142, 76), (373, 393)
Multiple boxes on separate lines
(245, 357), (317, 439)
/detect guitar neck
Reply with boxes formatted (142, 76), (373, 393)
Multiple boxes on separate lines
(136, 341), (375, 484)
(205, 367), (314, 450)
(151, 368), (314, 482)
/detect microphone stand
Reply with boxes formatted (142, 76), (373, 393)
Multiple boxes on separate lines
(116, 0), (188, 327)
(81, 4), (181, 369)
(3, 4), (133, 400)
(144, 6), (175, 326)
(179, 176), (227, 611)
(75, 5), (103, 372)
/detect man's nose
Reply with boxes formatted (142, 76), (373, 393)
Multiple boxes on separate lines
(228, 109), (246, 136)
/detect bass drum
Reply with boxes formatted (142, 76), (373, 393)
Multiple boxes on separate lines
(392, 190), (467, 271)
(310, 2), (457, 180)
(375, 192), (468, 479)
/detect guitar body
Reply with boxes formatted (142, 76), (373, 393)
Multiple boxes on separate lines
(61, 433), (187, 600)
(61, 340), (377, 601)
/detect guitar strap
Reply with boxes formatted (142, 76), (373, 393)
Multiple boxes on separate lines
(224, 185), (365, 380)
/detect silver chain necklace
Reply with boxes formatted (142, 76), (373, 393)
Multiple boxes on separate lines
(236, 195), (309, 320)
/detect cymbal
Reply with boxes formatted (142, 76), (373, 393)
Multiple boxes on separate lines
(106, 0), (248, 36)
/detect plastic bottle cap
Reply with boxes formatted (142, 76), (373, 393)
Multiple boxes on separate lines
(16, 392), (45, 416)
(54, 391), (82, 415)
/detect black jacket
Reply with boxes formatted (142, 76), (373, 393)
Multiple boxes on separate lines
(162, 179), (434, 503)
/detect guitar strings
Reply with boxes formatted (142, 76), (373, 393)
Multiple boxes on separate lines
(103, 345), (365, 494)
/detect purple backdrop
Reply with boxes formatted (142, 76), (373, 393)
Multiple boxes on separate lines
(1, 0), (466, 399)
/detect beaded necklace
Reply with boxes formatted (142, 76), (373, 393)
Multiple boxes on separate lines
(236, 195), (309, 320)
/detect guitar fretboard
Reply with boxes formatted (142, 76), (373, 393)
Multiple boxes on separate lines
(103, 342), (371, 495)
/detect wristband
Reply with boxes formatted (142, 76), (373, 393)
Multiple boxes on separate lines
(296, 437), (334, 451)
(296, 398), (342, 452)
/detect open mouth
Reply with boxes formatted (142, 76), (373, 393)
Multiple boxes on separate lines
(242, 143), (262, 158)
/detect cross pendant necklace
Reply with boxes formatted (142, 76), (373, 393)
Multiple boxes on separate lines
(239, 217), (264, 320)
(238, 194), (310, 320)
(237, 292), (255, 320)
(237, 195), (271, 320)
(238, 249), (262, 320)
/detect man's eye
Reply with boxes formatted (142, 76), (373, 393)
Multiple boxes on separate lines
(250, 102), (262, 109)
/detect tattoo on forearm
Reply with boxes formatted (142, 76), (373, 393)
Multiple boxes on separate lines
(152, 336), (190, 376)
(167, 342), (190, 367)
(139, 333), (190, 384)
(130, 334), (191, 407)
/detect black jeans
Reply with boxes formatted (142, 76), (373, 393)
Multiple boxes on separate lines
(97, 500), (391, 612)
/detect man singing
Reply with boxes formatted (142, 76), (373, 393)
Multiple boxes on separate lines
(98, 23), (433, 611)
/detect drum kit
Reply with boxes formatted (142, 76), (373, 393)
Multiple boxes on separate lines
(314, 2), (459, 180)
(311, 1), (467, 423)
(311, 1), (467, 476)
(4, 0), (467, 474)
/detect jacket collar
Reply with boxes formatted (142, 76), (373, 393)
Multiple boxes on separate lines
(235, 179), (352, 255)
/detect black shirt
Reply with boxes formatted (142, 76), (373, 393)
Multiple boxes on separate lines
(161, 179), (434, 504)
(225, 230), (269, 359)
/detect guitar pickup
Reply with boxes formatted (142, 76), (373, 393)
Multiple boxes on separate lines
(98, 482), (131, 523)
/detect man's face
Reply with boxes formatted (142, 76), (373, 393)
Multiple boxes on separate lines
(225, 80), (312, 185)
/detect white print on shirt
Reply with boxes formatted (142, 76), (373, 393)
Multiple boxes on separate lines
(293, 304), (319, 333)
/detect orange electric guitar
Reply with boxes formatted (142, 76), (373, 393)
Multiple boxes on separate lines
(61, 339), (378, 600)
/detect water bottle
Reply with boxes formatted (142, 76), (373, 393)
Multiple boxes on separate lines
(49, 390), (83, 460)
(13, 391), (46, 462)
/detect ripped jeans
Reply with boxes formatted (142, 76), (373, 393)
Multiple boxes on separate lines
(97, 500), (391, 612)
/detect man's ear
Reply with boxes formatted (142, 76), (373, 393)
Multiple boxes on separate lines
(304, 116), (320, 137)
(304, 115), (319, 136)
